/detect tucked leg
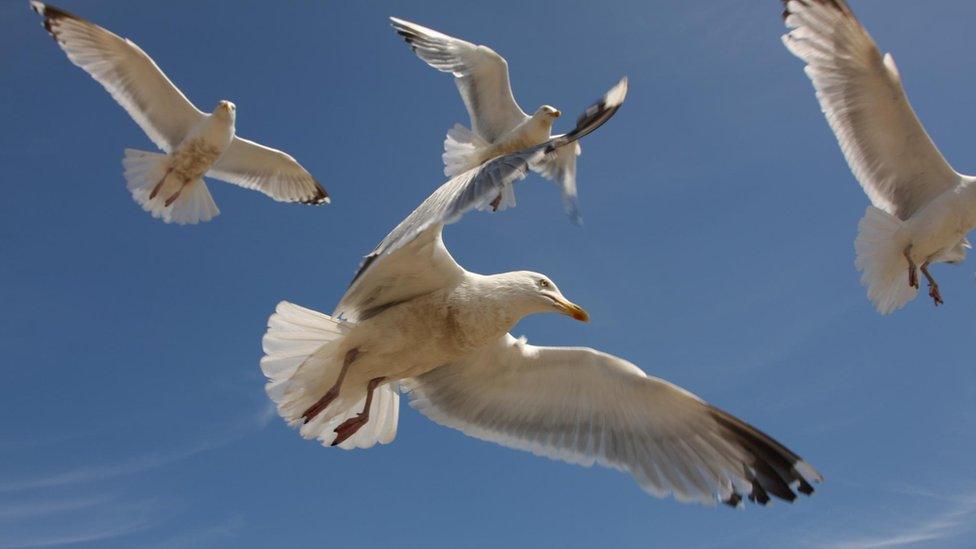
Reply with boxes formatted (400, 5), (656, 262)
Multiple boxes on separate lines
(490, 194), (502, 212)
(904, 246), (919, 289)
(301, 348), (359, 424)
(920, 262), (944, 307)
(332, 376), (385, 447)
(148, 168), (173, 200)
(164, 180), (190, 207)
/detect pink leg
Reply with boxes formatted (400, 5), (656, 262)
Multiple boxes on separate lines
(904, 247), (919, 289)
(331, 376), (385, 447)
(164, 180), (190, 207)
(490, 194), (502, 212)
(920, 262), (944, 306)
(148, 168), (173, 200)
(301, 348), (359, 424)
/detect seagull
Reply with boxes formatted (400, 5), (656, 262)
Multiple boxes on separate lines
(30, 2), (328, 225)
(782, 0), (976, 314)
(260, 81), (821, 506)
(390, 17), (625, 225)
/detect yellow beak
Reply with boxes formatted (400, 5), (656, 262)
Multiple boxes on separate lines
(555, 298), (589, 322)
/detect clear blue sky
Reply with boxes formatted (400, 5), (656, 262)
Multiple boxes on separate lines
(3, 0), (976, 547)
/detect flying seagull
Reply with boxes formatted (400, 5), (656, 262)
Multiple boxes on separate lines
(782, 0), (976, 314)
(390, 17), (626, 225)
(260, 81), (821, 506)
(30, 2), (328, 225)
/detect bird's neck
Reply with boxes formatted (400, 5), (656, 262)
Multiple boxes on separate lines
(454, 274), (527, 336)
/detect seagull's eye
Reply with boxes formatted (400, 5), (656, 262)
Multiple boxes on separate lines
(539, 279), (551, 289)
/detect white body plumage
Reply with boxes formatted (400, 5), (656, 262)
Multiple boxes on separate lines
(337, 272), (553, 383)
(266, 270), (581, 445)
(449, 108), (559, 173)
(122, 101), (237, 224)
(171, 102), (237, 181)
(904, 178), (976, 265)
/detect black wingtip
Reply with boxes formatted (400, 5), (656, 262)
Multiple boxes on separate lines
(30, 1), (82, 39)
(300, 185), (330, 206)
(389, 17), (422, 50)
(723, 493), (742, 507)
(29, 1), (76, 23)
(707, 406), (822, 506)
(545, 76), (628, 154)
(748, 481), (771, 505)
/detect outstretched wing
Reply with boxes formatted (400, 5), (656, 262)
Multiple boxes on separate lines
(406, 334), (822, 506)
(782, 0), (959, 219)
(208, 137), (328, 205)
(390, 17), (528, 142)
(31, 1), (203, 152)
(334, 78), (626, 321)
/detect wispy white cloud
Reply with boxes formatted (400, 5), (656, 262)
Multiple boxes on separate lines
(0, 498), (166, 549)
(143, 515), (245, 549)
(827, 487), (976, 548)
(0, 494), (115, 521)
(0, 520), (156, 549)
(0, 401), (275, 493)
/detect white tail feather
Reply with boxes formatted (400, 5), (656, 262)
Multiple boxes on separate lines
(442, 124), (489, 177)
(261, 301), (399, 449)
(854, 206), (917, 314)
(122, 148), (219, 225)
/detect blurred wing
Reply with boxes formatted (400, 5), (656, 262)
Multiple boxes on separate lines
(334, 78), (627, 321)
(782, 0), (958, 219)
(390, 17), (528, 142)
(209, 137), (329, 205)
(406, 334), (822, 506)
(31, 1), (203, 152)
(532, 141), (582, 225)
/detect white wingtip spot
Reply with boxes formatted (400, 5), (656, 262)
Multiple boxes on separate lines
(604, 76), (628, 108)
(795, 460), (823, 483)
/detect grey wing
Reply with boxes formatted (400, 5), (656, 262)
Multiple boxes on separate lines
(532, 77), (627, 225)
(31, 1), (203, 153)
(208, 137), (328, 205)
(334, 77), (628, 321)
(405, 334), (822, 506)
(390, 17), (528, 142)
(333, 157), (530, 322)
(532, 140), (582, 225)
(782, 0), (959, 218)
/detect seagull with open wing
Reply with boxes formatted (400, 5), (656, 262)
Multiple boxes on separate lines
(260, 80), (820, 506)
(782, 0), (976, 314)
(390, 17), (626, 225)
(31, 2), (328, 225)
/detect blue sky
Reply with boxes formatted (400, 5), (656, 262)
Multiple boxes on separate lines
(3, 0), (976, 546)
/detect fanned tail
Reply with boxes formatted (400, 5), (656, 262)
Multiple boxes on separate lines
(854, 206), (916, 314)
(261, 301), (399, 449)
(122, 148), (218, 224)
(443, 124), (489, 177)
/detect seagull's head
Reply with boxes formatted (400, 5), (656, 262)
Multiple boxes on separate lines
(535, 105), (561, 120)
(215, 100), (237, 120)
(501, 271), (589, 322)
